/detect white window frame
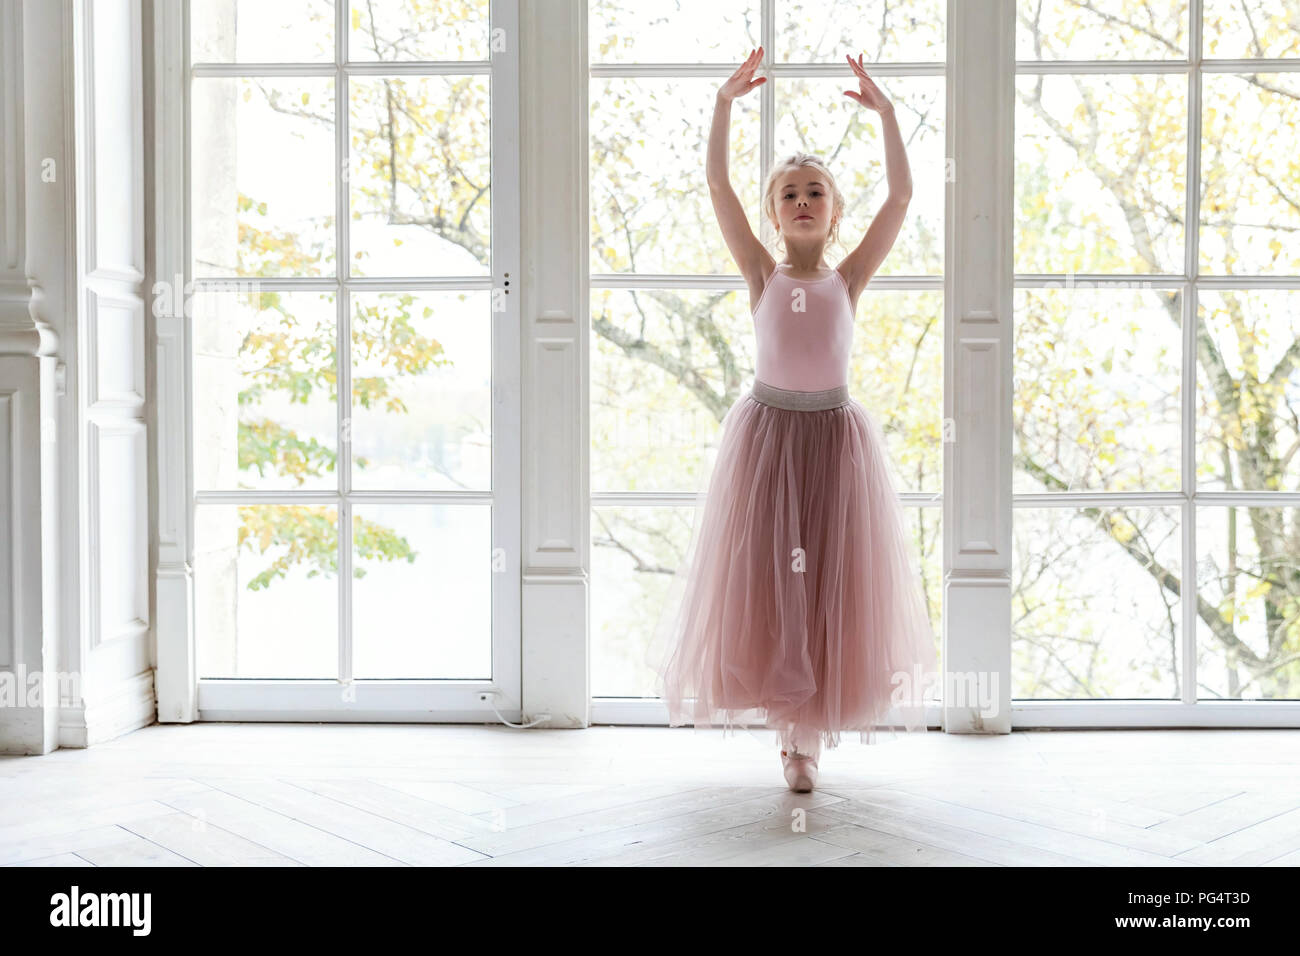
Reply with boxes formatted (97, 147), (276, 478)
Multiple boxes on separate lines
(584, 0), (944, 730)
(583, 0), (1300, 732)
(147, 0), (1300, 734)
(151, 0), (522, 723)
(1010, 0), (1300, 728)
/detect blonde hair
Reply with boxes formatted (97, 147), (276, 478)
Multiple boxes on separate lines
(762, 152), (846, 255)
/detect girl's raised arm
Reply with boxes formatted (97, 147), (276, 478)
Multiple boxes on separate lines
(838, 54), (914, 305)
(708, 48), (773, 301)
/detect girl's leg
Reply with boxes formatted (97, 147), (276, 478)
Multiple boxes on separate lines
(780, 725), (823, 760)
(779, 725), (822, 792)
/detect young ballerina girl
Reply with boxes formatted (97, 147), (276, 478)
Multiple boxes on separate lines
(647, 47), (940, 793)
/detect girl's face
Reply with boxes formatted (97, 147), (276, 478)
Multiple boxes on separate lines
(774, 172), (836, 240)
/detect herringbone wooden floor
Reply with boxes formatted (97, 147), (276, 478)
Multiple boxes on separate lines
(2, 724), (1298, 866)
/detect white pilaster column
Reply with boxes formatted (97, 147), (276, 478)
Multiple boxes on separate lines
(943, 0), (1014, 735)
(519, 0), (589, 727)
(65, 0), (153, 747)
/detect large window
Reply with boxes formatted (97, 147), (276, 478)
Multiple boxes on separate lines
(1011, 1), (1300, 703)
(587, 1), (948, 703)
(164, 0), (1296, 728)
(184, 0), (520, 715)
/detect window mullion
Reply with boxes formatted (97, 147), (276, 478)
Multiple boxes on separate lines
(759, 0), (774, 246)
(336, 0), (352, 686)
(1182, 0), (1205, 707)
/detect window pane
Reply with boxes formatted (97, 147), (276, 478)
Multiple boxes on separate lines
(192, 77), (336, 278)
(1203, 0), (1300, 59)
(591, 289), (744, 494)
(591, 287), (942, 497)
(352, 504), (492, 679)
(1013, 507), (1183, 699)
(193, 290), (337, 492)
(191, 0), (335, 63)
(1196, 506), (1300, 700)
(350, 291), (492, 491)
(593, 505), (695, 697)
(777, 0), (945, 63)
(594, 505), (942, 697)
(851, 290), (944, 496)
(590, 78), (760, 275)
(1200, 73), (1300, 276)
(1014, 287), (1183, 494)
(589, 0), (759, 64)
(349, 75), (490, 277)
(1015, 0), (1188, 60)
(196, 503), (339, 679)
(1196, 291), (1300, 492)
(775, 76), (944, 276)
(1014, 74), (1187, 275)
(349, 0), (490, 61)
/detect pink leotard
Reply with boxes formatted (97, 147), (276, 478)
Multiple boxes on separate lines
(751, 263), (854, 391)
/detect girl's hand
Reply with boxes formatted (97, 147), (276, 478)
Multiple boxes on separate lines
(844, 53), (894, 113)
(718, 47), (766, 102)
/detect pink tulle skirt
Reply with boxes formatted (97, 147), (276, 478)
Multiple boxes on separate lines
(647, 378), (940, 753)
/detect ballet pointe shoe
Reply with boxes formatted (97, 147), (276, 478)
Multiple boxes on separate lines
(780, 746), (820, 793)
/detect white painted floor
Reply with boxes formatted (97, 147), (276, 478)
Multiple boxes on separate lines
(2, 724), (1298, 866)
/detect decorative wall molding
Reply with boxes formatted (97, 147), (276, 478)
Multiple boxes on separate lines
(0, 3), (58, 358)
(60, 667), (155, 749)
(0, 282), (60, 356)
(0, 0), (69, 754)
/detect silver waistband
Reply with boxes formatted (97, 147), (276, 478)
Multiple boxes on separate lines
(750, 378), (851, 411)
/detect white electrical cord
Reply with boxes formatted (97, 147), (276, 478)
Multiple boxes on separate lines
(482, 692), (550, 728)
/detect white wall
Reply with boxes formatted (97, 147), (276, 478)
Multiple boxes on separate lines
(0, 0), (152, 754)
